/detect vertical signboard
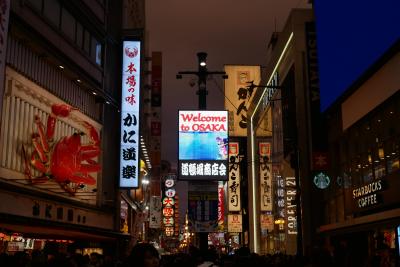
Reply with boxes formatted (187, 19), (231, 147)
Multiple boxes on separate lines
(285, 177), (297, 235)
(276, 175), (285, 219)
(227, 214), (242, 233)
(228, 142), (241, 211)
(163, 176), (176, 237)
(178, 110), (228, 181)
(120, 41), (141, 188)
(217, 181), (225, 231)
(224, 66), (261, 137)
(259, 142), (272, 211)
(149, 196), (162, 228)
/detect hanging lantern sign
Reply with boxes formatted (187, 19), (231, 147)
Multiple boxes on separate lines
(162, 207), (174, 217)
(165, 188), (176, 198)
(165, 179), (175, 188)
(162, 197), (175, 207)
(163, 217), (175, 226)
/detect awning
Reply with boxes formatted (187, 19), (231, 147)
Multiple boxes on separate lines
(0, 213), (130, 242)
(318, 207), (400, 235)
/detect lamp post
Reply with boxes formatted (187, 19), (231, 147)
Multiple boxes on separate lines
(177, 52), (227, 110)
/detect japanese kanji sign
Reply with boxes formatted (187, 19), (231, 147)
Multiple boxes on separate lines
(149, 196), (162, 229)
(224, 66), (261, 137)
(178, 110), (228, 181)
(259, 142), (272, 212)
(228, 142), (241, 212)
(120, 41), (141, 188)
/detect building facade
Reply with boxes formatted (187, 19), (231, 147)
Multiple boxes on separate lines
(247, 8), (323, 255)
(0, 0), (149, 256)
(319, 40), (400, 266)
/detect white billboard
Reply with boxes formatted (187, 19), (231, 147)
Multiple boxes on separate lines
(120, 41), (141, 188)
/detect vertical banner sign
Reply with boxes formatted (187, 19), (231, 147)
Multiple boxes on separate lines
(228, 142), (241, 211)
(224, 66), (261, 137)
(178, 110), (228, 181)
(285, 177), (297, 235)
(174, 195), (180, 236)
(259, 142), (272, 211)
(305, 22), (322, 150)
(276, 175), (285, 219)
(120, 41), (141, 188)
(0, 0), (10, 116)
(150, 52), (162, 193)
(151, 51), (162, 107)
(163, 177), (176, 237)
(217, 181), (225, 231)
(149, 196), (162, 228)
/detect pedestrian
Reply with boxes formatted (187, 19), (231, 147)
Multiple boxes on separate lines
(124, 243), (160, 267)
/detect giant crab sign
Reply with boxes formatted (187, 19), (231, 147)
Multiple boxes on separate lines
(22, 104), (101, 195)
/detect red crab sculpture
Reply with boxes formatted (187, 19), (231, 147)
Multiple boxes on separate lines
(22, 104), (101, 195)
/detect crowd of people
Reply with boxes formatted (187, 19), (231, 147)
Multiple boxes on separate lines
(0, 242), (397, 267)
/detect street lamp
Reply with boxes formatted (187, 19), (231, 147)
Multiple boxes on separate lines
(177, 52), (227, 110)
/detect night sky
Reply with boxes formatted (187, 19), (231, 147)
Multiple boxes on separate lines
(314, 0), (400, 110)
(146, 0), (400, 225)
(146, 0), (311, 167)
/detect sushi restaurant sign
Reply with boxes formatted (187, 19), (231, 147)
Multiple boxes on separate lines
(352, 179), (384, 209)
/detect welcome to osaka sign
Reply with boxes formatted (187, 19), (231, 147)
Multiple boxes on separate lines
(120, 41), (141, 188)
(178, 110), (228, 181)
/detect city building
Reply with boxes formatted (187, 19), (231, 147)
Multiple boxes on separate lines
(318, 39), (400, 265)
(0, 0), (151, 256)
(247, 8), (322, 255)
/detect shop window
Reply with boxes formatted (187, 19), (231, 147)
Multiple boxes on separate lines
(91, 37), (102, 66)
(374, 163), (386, 179)
(43, 0), (60, 27)
(387, 156), (399, 174)
(61, 8), (75, 41)
(362, 166), (373, 183)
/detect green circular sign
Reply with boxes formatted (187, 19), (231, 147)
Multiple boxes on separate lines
(313, 172), (330, 189)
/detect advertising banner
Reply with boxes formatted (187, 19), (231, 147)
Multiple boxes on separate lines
(178, 110), (228, 181)
(224, 65), (261, 137)
(120, 41), (141, 188)
(228, 142), (241, 211)
(259, 142), (272, 211)
(227, 214), (242, 233)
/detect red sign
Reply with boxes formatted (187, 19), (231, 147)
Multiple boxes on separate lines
(259, 142), (271, 157)
(163, 207), (174, 217)
(151, 121), (161, 136)
(218, 184), (224, 224)
(312, 152), (329, 170)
